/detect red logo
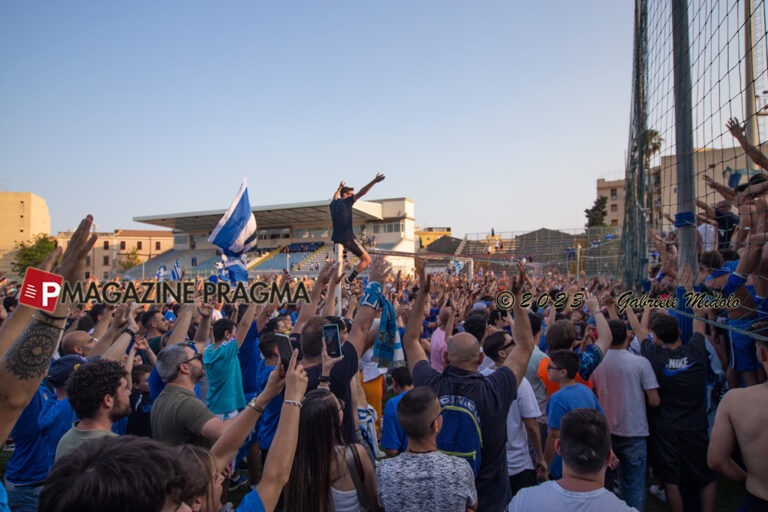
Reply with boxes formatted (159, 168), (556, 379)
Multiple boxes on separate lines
(19, 268), (64, 312)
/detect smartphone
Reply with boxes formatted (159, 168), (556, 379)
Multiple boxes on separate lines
(322, 323), (342, 358)
(275, 333), (293, 370)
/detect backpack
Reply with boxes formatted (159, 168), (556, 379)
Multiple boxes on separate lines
(435, 378), (483, 477)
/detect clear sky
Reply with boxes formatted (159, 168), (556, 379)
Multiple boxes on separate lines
(0, 1), (633, 237)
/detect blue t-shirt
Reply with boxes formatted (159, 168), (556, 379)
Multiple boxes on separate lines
(381, 391), (408, 454)
(237, 489), (266, 512)
(238, 321), (263, 395)
(547, 383), (604, 479)
(0, 485), (7, 512)
(38, 397), (78, 470)
(5, 386), (50, 485)
(255, 364), (283, 451)
(204, 340), (246, 414)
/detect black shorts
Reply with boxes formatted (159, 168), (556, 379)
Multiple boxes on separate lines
(649, 428), (715, 487)
(337, 239), (366, 258)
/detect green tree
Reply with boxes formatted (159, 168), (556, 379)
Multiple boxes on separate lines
(643, 129), (663, 160)
(118, 247), (142, 272)
(12, 234), (58, 275)
(585, 196), (608, 227)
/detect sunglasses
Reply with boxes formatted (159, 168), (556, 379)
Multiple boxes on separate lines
(432, 405), (446, 424)
(181, 353), (203, 365)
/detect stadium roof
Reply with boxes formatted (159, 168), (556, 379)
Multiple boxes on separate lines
(134, 200), (385, 232)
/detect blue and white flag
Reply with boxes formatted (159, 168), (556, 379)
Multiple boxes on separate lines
(214, 262), (230, 282)
(170, 259), (182, 281)
(208, 178), (258, 282)
(221, 253), (249, 283)
(155, 264), (166, 280)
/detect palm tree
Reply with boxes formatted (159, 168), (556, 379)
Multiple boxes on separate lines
(643, 129), (663, 160)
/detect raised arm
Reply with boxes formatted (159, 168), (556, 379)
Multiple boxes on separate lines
(404, 263), (430, 376)
(333, 180), (345, 201)
(353, 173), (385, 202)
(236, 302), (258, 349)
(292, 262), (335, 335)
(90, 305), (114, 340)
(165, 303), (195, 346)
(256, 350), (308, 512)
(502, 261), (535, 385)
(348, 259), (391, 358)
(626, 307), (649, 342)
(0, 215), (96, 444)
(727, 117), (768, 170)
(0, 251), (61, 357)
(585, 292), (611, 356)
(90, 303), (131, 358)
(210, 355), (290, 472)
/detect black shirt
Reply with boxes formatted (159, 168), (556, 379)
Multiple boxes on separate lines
(714, 210), (739, 249)
(126, 390), (153, 438)
(305, 341), (359, 443)
(413, 361), (518, 512)
(641, 333), (708, 431)
(330, 196), (355, 242)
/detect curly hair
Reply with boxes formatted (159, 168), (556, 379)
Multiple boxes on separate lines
(66, 359), (127, 419)
(40, 435), (195, 512)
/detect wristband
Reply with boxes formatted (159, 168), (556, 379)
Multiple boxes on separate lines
(318, 375), (330, 383)
(32, 311), (66, 329)
(247, 397), (265, 414)
(123, 328), (137, 338)
(37, 311), (68, 321)
(284, 400), (302, 409)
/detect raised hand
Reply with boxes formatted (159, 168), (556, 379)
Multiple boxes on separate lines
(284, 349), (308, 403)
(584, 292), (601, 315)
(58, 215), (98, 286)
(316, 261), (337, 286)
(727, 117), (746, 140)
(368, 258), (392, 285)
(134, 334), (150, 352)
(373, 172), (385, 183)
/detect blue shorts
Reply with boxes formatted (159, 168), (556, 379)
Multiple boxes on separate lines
(728, 317), (759, 372)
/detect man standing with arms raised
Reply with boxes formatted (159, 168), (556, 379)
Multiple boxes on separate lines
(330, 173), (385, 283)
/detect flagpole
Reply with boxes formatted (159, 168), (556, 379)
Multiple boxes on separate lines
(335, 243), (343, 316)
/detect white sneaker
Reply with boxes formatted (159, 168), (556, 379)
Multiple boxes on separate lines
(649, 484), (667, 503)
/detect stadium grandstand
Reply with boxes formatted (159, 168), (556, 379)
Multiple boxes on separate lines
(130, 197), (416, 278)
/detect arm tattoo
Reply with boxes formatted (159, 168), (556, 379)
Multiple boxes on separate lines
(3, 320), (61, 380)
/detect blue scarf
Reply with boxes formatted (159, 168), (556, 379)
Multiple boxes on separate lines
(362, 282), (404, 369)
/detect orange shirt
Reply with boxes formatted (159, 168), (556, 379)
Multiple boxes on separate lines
(537, 356), (591, 396)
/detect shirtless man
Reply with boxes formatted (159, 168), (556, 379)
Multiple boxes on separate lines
(330, 173), (385, 283)
(708, 320), (768, 511)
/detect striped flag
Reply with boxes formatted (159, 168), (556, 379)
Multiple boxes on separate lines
(155, 264), (166, 280)
(170, 259), (182, 281)
(208, 178), (258, 282)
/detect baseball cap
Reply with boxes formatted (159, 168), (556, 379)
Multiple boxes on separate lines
(47, 355), (87, 387)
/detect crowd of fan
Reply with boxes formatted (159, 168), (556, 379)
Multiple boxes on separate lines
(1, 211), (768, 512)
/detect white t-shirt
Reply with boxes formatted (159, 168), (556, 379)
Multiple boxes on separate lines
(590, 349), (659, 437)
(697, 223), (716, 252)
(508, 481), (638, 511)
(505, 377), (541, 474)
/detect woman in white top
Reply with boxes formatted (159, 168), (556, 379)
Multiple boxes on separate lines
(284, 388), (382, 512)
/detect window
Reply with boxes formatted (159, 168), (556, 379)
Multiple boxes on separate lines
(103, 256), (109, 265)
(610, 189), (617, 199)
(611, 219), (618, 226)
(85, 256), (91, 266)
(137, 241), (142, 250)
(373, 225), (380, 234)
(155, 241), (161, 250)
(103, 272), (109, 279)
(85, 271), (90, 279)
(103, 241), (109, 250)
(610, 204), (618, 212)
(120, 241), (126, 250)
